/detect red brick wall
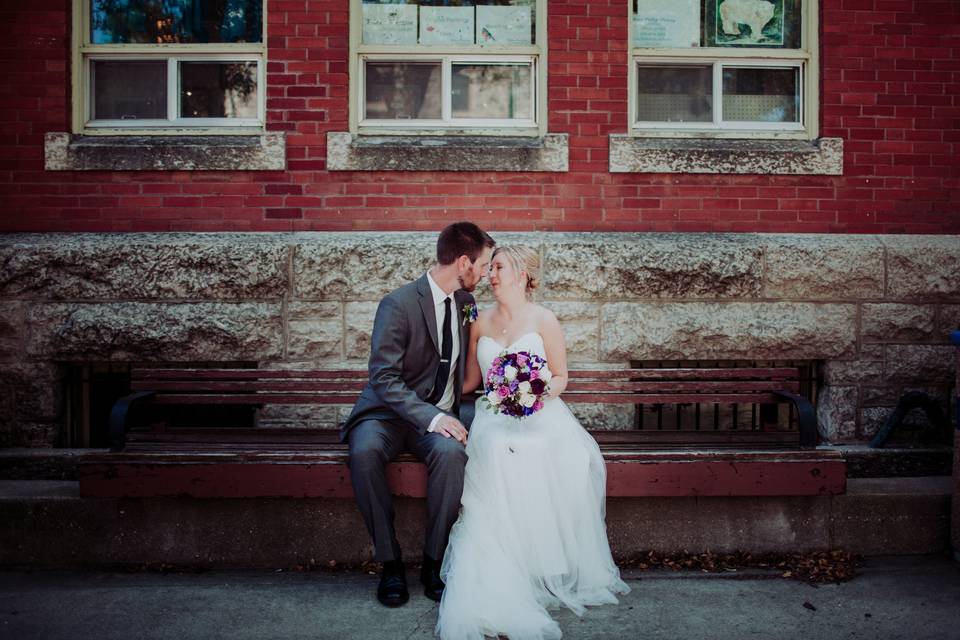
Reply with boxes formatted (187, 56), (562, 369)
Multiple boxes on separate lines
(1, 0), (957, 233)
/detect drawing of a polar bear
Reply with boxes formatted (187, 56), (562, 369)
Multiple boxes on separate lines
(719, 0), (776, 43)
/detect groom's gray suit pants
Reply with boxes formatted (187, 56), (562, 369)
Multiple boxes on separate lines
(348, 418), (467, 562)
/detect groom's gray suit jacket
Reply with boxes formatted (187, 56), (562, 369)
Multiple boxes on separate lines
(341, 273), (474, 442)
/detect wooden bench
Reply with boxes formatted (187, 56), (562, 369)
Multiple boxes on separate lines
(79, 366), (846, 498)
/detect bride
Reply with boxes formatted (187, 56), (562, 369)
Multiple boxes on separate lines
(436, 246), (629, 640)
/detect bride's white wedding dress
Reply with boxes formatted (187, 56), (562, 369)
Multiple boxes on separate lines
(437, 332), (629, 640)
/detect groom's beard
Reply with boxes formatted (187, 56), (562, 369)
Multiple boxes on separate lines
(458, 274), (477, 292)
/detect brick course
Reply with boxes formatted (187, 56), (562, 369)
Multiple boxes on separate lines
(0, 0), (957, 233)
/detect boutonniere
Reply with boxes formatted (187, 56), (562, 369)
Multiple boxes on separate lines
(462, 302), (478, 326)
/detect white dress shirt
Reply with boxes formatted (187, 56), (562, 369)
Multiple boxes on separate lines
(426, 270), (460, 432)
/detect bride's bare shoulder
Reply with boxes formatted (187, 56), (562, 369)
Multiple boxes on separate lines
(531, 304), (559, 328)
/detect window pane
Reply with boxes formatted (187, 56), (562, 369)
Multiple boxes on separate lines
(361, 1), (536, 46)
(722, 66), (798, 122)
(364, 62), (442, 120)
(452, 63), (531, 119)
(91, 0), (263, 44)
(180, 62), (258, 118)
(91, 60), (167, 120)
(636, 65), (712, 123)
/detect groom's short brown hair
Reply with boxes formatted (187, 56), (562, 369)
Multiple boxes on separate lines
(436, 222), (495, 265)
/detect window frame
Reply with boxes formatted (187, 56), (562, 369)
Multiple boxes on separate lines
(627, 0), (819, 140)
(348, 0), (548, 137)
(71, 0), (267, 135)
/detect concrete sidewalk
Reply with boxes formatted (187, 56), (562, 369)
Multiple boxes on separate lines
(1, 556), (958, 640)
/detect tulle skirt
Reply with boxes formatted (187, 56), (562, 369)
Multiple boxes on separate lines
(436, 397), (630, 640)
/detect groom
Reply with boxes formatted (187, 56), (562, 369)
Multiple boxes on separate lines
(342, 221), (495, 607)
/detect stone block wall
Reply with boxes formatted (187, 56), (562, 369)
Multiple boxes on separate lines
(1, 232), (957, 447)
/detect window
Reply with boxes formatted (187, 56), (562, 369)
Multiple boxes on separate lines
(629, 0), (818, 139)
(350, 1), (546, 135)
(73, 1), (266, 132)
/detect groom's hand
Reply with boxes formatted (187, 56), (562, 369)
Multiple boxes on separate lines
(432, 415), (468, 444)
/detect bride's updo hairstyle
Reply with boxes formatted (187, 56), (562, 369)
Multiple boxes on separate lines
(493, 246), (541, 295)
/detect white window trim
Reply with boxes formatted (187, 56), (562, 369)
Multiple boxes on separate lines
(72, 1), (267, 135)
(348, 0), (548, 137)
(627, 0), (819, 140)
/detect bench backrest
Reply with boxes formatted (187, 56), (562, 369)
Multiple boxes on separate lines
(130, 366), (801, 406)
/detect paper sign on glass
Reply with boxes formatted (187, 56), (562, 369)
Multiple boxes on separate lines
(476, 5), (532, 46)
(633, 0), (700, 48)
(420, 6), (474, 45)
(362, 4), (418, 45)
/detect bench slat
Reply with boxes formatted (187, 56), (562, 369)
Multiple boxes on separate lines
(132, 381), (367, 392)
(570, 368), (800, 380)
(131, 368), (369, 380)
(565, 380), (799, 393)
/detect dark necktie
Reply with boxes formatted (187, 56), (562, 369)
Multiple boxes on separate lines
(429, 297), (453, 405)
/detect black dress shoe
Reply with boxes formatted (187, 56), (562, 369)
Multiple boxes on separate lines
(420, 556), (445, 602)
(377, 560), (409, 607)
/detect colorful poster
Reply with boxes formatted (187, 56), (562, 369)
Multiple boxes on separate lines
(420, 6), (475, 45)
(633, 0), (700, 48)
(362, 4), (418, 45)
(476, 5), (532, 46)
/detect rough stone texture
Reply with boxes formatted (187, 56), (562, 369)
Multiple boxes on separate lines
(543, 234), (763, 300)
(256, 405), (340, 430)
(885, 236), (960, 301)
(287, 302), (342, 360)
(294, 235), (435, 301)
(26, 302), (283, 361)
(600, 302), (857, 361)
(567, 403), (635, 430)
(0, 301), (24, 360)
(44, 132), (286, 171)
(0, 363), (62, 447)
(938, 305), (960, 337)
(2, 232), (959, 448)
(822, 360), (886, 386)
(344, 301), (380, 361)
(326, 132), (569, 172)
(816, 385), (858, 441)
(861, 386), (902, 407)
(885, 345), (956, 384)
(0, 234), (289, 300)
(609, 135), (844, 175)
(763, 235), (884, 300)
(540, 301), (600, 362)
(860, 407), (890, 439)
(862, 304), (936, 342)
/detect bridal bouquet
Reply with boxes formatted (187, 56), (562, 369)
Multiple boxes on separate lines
(481, 351), (552, 418)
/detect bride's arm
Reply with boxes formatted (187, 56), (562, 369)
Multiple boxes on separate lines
(538, 309), (568, 398)
(462, 318), (483, 394)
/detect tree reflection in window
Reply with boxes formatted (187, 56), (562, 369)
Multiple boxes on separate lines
(91, 0), (263, 44)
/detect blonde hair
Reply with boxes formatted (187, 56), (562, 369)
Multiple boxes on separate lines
(492, 245), (541, 294)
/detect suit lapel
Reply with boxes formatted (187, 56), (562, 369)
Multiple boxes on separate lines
(454, 291), (468, 388)
(417, 274), (440, 354)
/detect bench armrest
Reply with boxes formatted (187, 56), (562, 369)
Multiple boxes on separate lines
(773, 391), (818, 449)
(108, 391), (156, 452)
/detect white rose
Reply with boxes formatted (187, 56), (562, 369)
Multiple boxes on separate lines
(520, 392), (537, 408)
(503, 365), (518, 381)
(486, 390), (501, 405)
(518, 381), (531, 394)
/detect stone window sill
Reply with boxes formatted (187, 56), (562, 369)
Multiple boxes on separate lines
(44, 132), (286, 171)
(608, 135), (843, 175)
(326, 132), (568, 172)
